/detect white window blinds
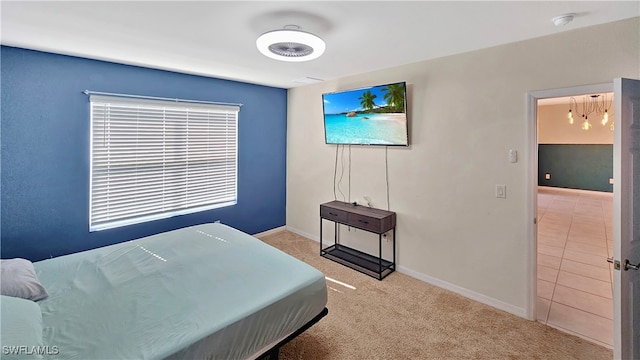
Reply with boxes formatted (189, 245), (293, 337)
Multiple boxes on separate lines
(89, 95), (239, 231)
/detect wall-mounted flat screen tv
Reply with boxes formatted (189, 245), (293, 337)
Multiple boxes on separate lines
(322, 82), (408, 146)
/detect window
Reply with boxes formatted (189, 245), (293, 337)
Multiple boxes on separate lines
(89, 94), (239, 231)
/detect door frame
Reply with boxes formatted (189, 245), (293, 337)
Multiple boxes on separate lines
(525, 82), (613, 321)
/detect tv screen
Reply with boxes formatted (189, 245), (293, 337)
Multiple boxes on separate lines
(322, 82), (408, 146)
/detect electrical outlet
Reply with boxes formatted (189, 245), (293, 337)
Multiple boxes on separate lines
(609, 178), (614, 184)
(545, 173), (551, 180)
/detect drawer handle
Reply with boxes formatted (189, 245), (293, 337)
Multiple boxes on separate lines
(329, 212), (338, 216)
(358, 220), (369, 224)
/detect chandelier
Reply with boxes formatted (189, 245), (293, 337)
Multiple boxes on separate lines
(567, 94), (613, 131)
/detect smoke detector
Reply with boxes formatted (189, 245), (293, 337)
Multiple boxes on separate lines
(256, 25), (326, 62)
(552, 14), (575, 27)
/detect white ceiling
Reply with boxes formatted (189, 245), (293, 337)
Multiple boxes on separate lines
(1, 1), (638, 89)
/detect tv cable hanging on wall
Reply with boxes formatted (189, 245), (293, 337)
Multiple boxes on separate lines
(332, 144), (391, 211)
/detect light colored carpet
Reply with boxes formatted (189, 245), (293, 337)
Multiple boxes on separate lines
(259, 230), (612, 360)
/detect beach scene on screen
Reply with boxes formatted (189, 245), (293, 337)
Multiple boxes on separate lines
(323, 83), (408, 146)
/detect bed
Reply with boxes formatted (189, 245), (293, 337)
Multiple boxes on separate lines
(1, 223), (328, 359)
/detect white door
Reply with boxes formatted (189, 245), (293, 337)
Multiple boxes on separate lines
(613, 78), (640, 359)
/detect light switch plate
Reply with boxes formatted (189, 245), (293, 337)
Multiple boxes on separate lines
(496, 184), (506, 199)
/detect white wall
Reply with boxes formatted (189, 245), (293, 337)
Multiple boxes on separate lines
(286, 18), (639, 315)
(538, 102), (614, 144)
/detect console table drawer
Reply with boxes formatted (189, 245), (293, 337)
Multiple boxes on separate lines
(320, 206), (348, 223)
(348, 213), (381, 233)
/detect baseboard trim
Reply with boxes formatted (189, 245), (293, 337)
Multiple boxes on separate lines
(253, 226), (286, 238)
(397, 265), (527, 318)
(537, 186), (612, 196)
(285, 226), (320, 242)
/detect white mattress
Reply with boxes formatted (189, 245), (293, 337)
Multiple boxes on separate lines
(34, 223), (327, 359)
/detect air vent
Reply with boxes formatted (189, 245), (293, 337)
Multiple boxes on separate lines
(293, 77), (324, 84)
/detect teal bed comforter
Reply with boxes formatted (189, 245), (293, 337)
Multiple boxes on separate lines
(33, 223), (327, 359)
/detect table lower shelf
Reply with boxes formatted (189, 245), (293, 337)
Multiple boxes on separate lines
(321, 244), (394, 280)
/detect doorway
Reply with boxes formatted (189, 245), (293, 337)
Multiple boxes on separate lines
(527, 83), (614, 348)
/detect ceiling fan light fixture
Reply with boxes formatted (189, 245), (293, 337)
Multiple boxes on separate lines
(256, 27), (325, 62)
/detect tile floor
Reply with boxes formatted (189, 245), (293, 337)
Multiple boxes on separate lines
(536, 186), (613, 348)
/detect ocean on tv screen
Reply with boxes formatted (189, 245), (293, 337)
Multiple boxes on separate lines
(324, 112), (407, 145)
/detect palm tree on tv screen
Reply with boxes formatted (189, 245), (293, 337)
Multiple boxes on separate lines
(382, 83), (405, 112)
(358, 91), (377, 111)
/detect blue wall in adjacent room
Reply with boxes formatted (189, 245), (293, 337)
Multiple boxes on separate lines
(1, 46), (288, 261)
(538, 144), (613, 192)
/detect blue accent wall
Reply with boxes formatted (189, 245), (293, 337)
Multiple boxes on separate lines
(1, 46), (287, 261)
(538, 144), (613, 192)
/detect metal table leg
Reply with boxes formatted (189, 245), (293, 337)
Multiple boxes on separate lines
(320, 218), (323, 255)
(379, 234), (383, 280)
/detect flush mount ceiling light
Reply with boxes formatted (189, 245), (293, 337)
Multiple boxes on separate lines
(552, 13), (575, 27)
(256, 25), (326, 62)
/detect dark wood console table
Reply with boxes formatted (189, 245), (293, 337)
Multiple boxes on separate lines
(319, 201), (396, 280)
